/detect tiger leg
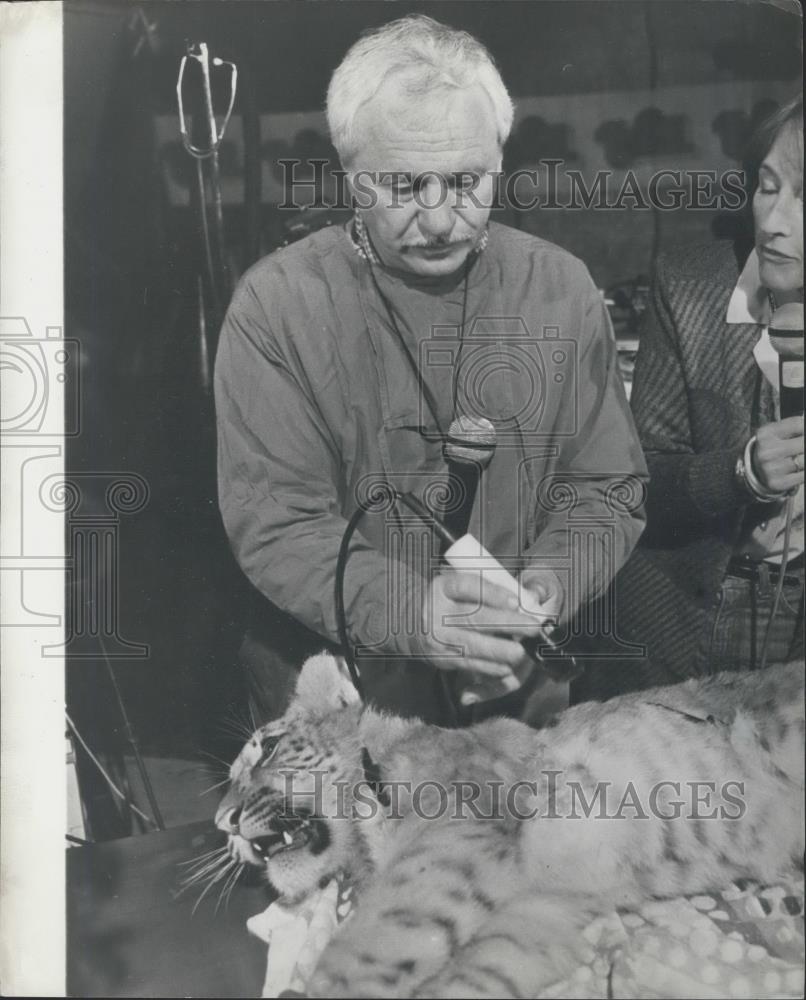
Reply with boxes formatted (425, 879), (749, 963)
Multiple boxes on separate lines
(308, 826), (511, 998)
(308, 869), (493, 998)
(411, 892), (606, 1000)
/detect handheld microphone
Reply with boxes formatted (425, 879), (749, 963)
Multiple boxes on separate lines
(769, 302), (804, 419)
(438, 416), (549, 639)
(441, 415), (497, 544)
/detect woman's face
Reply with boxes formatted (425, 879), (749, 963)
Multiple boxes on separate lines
(753, 122), (803, 304)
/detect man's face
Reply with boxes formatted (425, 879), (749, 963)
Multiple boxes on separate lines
(753, 123), (803, 304)
(347, 79), (501, 278)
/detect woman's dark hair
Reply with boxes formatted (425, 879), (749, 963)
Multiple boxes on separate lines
(744, 94), (803, 197)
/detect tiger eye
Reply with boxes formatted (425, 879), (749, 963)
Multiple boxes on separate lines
(259, 734), (283, 766)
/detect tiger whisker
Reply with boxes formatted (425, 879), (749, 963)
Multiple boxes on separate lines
(215, 861), (244, 914)
(178, 845), (229, 869)
(224, 864), (245, 911)
(199, 777), (231, 796)
(214, 724), (253, 742)
(190, 858), (239, 914)
(197, 748), (233, 769)
(177, 852), (233, 890)
(180, 853), (232, 882)
(216, 707), (259, 741)
(180, 858), (228, 879)
(179, 865), (228, 892)
(196, 765), (230, 783)
(228, 864), (246, 909)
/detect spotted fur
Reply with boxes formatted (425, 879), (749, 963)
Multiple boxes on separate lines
(216, 656), (804, 998)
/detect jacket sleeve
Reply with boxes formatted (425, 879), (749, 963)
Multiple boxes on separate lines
(629, 254), (747, 538)
(523, 272), (648, 619)
(214, 274), (422, 655)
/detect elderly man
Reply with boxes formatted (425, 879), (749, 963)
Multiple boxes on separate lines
(215, 15), (647, 724)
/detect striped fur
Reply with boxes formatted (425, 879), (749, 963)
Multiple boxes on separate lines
(217, 655), (804, 998)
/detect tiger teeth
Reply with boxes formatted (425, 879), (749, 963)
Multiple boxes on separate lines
(282, 831), (293, 846)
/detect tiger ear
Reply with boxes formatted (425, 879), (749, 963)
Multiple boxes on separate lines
(295, 652), (361, 715)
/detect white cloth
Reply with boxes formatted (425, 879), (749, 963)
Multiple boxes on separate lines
(246, 877), (354, 998)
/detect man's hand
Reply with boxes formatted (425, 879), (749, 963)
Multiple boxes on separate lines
(753, 415), (804, 494)
(519, 568), (564, 629)
(418, 570), (540, 679)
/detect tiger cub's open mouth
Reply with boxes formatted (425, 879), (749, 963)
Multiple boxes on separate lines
(250, 810), (331, 860)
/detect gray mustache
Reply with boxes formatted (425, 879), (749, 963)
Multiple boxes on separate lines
(404, 238), (468, 249)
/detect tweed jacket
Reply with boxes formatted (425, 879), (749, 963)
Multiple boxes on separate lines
(574, 241), (777, 699)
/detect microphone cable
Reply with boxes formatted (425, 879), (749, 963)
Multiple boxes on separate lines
(356, 232), (476, 719)
(362, 228), (475, 442)
(758, 493), (796, 672)
(335, 503), (372, 701)
(334, 490), (454, 703)
(334, 488), (581, 709)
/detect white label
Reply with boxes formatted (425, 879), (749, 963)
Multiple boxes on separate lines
(782, 360), (805, 390)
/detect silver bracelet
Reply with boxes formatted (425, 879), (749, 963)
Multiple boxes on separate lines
(734, 436), (788, 503)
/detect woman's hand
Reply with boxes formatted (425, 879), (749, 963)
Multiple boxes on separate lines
(752, 415), (805, 494)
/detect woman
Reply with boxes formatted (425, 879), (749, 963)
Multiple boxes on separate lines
(575, 96), (803, 700)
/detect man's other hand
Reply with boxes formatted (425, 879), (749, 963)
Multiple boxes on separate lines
(418, 570), (541, 679)
(519, 568), (565, 628)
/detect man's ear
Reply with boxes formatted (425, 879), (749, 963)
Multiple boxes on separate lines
(294, 652), (361, 715)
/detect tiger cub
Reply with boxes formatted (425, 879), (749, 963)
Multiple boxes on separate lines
(216, 655), (804, 999)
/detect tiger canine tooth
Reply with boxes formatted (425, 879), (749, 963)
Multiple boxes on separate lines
(282, 831), (293, 846)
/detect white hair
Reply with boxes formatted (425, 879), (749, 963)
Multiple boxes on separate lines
(326, 15), (514, 166)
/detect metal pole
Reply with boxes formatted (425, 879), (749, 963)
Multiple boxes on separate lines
(98, 634), (166, 831)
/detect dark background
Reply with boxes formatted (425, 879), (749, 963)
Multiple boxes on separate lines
(63, 0), (801, 837)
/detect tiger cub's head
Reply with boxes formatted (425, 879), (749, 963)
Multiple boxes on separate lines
(215, 654), (379, 900)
